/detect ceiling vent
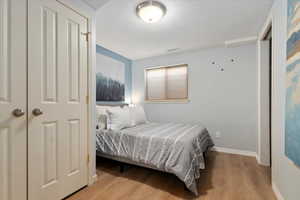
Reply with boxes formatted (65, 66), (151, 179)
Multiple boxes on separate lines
(167, 48), (180, 53)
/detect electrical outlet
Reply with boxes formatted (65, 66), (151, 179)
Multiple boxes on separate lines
(216, 131), (221, 138)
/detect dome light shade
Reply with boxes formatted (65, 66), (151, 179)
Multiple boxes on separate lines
(136, 1), (167, 23)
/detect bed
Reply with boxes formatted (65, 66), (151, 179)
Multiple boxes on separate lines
(96, 122), (214, 195)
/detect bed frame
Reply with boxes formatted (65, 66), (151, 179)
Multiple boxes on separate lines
(96, 150), (208, 174)
(96, 150), (208, 192)
(96, 151), (172, 172)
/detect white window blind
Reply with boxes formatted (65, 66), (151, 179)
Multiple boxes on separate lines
(145, 64), (188, 101)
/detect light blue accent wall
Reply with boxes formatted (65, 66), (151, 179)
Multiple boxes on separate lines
(96, 45), (132, 104)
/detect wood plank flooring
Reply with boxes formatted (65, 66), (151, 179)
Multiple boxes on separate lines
(66, 152), (276, 200)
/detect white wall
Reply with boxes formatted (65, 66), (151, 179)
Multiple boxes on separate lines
(132, 44), (258, 152)
(267, 0), (300, 199)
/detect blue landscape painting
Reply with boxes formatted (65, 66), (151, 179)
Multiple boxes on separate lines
(96, 53), (125, 102)
(286, 0), (300, 166)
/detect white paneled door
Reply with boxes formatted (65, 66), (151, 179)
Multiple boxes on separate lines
(0, 0), (27, 199)
(28, 0), (88, 200)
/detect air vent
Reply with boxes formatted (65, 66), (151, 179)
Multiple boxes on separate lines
(167, 48), (180, 53)
(225, 36), (257, 47)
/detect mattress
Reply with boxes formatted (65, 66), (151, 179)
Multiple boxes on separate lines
(96, 122), (214, 195)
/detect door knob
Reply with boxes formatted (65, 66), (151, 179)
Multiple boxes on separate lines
(12, 109), (25, 117)
(32, 108), (43, 116)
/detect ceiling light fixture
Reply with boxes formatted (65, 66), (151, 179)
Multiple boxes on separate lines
(136, 1), (167, 23)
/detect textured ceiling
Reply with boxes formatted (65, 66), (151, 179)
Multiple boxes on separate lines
(95, 0), (274, 60)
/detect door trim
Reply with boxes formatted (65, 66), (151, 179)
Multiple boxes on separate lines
(257, 15), (273, 166)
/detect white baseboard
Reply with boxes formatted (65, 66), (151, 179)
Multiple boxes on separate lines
(272, 181), (285, 200)
(89, 174), (98, 186)
(212, 147), (257, 158)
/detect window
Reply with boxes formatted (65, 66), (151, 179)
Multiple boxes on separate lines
(145, 64), (188, 102)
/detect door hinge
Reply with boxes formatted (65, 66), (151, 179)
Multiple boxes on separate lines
(87, 154), (90, 164)
(81, 32), (91, 42)
(86, 95), (89, 104)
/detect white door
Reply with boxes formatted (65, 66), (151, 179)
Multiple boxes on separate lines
(0, 0), (27, 200)
(28, 0), (88, 199)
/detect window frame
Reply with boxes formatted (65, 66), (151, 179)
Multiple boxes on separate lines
(144, 64), (189, 103)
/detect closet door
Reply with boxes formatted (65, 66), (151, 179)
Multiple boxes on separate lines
(0, 0), (27, 200)
(28, 0), (88, 199)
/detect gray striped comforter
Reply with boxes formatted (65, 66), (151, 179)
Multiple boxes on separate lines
(96, 122), (214, 195)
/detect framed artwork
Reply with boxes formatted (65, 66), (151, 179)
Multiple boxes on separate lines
(96, 53), (125, 102)
(286, 0), (300, 166)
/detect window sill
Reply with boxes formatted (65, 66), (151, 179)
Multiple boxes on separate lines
(144, 99), (190, 104)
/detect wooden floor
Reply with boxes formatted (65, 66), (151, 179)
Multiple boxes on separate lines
(67, 152), (276, 200)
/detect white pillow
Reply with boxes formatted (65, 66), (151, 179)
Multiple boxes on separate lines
(96, 105), (115, 115)
(129, 105), (147, 126)
(106, 107), (131, 130)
